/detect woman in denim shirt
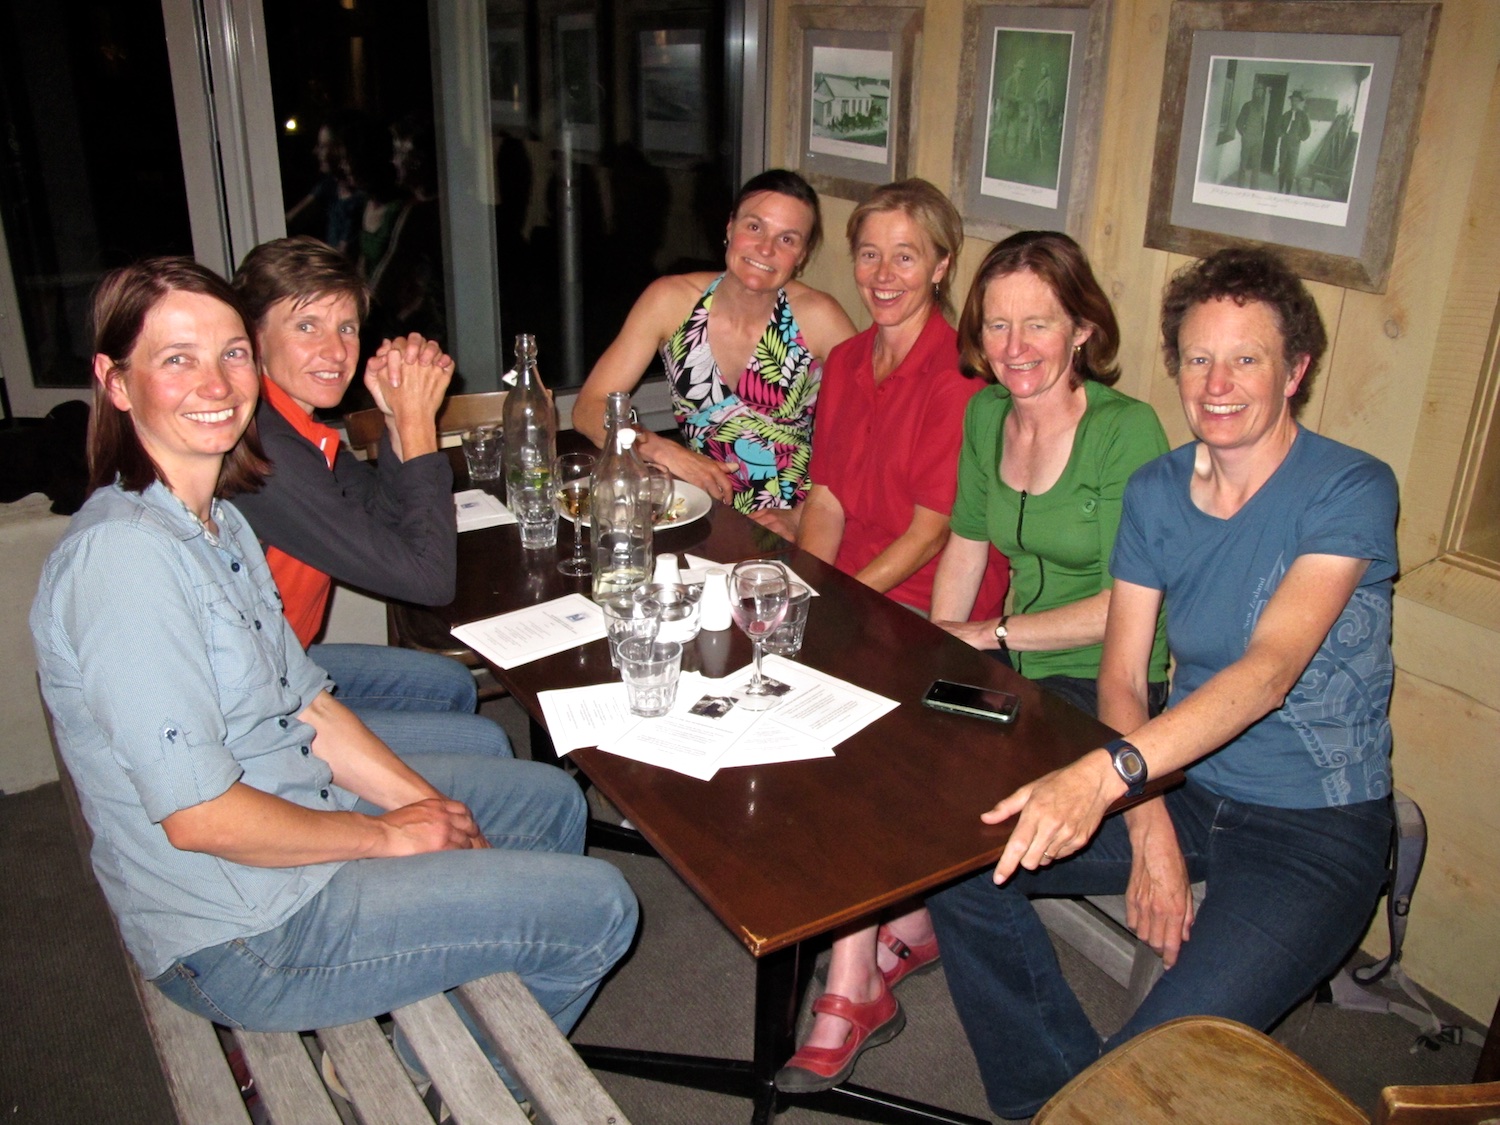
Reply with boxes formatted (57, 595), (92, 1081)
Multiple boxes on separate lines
(31, 258), (635, 1066)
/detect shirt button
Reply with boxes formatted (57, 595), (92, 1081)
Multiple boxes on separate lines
(300, 746), (310, 756)
(279, 718), (289, 728)
(280, 677), (288, 687)
(231, 562), (241, 572)
(320, 789), (330, 799)
(254, 620), (262, 630)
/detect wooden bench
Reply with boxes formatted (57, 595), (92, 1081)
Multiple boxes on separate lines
(48, 718), (631, 1125)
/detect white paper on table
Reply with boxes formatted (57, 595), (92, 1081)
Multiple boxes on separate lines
(454, 489), (516, 531)
(536, 681), (637, 754)
(450, 594), (605, 669)
(597, 672), (762, 780)
(729, 656), (898, 746)
(682, 554), (818, 596)
(715, 722), (835, 769)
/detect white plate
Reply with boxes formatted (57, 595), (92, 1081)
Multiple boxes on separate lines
(561, 479), (713, 530)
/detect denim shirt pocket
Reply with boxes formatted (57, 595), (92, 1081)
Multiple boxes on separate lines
(203, 592), (277, 694)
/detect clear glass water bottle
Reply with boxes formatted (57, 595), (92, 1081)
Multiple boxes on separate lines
(501, 333), (556, 510)
(590, 391), (652, 601)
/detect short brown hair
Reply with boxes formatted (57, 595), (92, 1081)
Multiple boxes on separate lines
(731, 169), (824, 278)
(956, 231), (1120, 386)
(1160, 247), (1326, 412)
(232, 235), (370, 335)
(846, 178), (964, 317)
(89, 257), (268, 498)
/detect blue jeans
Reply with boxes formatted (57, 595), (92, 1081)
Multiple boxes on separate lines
(309, 642), (512, 758)
(153, 754), (638, 1042)
(928, 782), (1392, 1119)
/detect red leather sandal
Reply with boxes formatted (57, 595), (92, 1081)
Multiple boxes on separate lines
(878, 924), (941, 989)
(773, 982), (905, 1094)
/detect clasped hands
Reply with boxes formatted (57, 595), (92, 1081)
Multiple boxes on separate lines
(363, 333), (454, 422)
(378, 796), (488, 855)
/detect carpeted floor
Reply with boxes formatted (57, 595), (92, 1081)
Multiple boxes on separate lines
(2, 696), (1486, 1123)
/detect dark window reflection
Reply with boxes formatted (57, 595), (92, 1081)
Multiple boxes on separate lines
(0, 0), (193, 389)
(264, 0), (736, 395)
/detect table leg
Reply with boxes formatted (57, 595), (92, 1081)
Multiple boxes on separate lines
(578, 937), (987, 1125)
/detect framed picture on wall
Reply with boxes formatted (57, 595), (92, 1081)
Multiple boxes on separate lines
(1146, 2), (1439, 293)
(952, 1), (1111, 240)
(555, 12), (601, 152)
(787, 4), (922, 200)
(488, 25), (529, 129)
(638, 26), (708, 157)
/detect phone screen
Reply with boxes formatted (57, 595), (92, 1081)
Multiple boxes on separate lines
(922, 680), (1021, 723)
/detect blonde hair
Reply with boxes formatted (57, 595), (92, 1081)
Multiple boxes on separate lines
(846, 179), (964, 316)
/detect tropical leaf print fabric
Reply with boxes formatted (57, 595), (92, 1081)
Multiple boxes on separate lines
(660, 275), (820, 513)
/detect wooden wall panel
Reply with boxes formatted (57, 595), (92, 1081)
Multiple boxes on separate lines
(767, 0), (1500, 1022)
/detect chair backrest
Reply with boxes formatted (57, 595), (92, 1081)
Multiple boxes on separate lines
(1373, 1081), (1500, 1125)
(343, 408), (387, 460)
(437, 391), (508, 436)
(341, 392), (510, 460)
(1032, 1016), (1366, 1125)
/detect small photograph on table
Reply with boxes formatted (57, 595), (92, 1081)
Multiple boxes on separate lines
(688, 695), (739, 720)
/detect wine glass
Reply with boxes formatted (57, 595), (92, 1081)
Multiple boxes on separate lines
(729, 560), (790, 710)
(553, 453), (594, 576)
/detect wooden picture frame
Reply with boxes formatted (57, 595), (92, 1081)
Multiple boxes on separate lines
(787, 3), (922, 201)
(952, 0), (1111, 240)
(1145, 1), (1439, 293)
(636, 19), (710, 159)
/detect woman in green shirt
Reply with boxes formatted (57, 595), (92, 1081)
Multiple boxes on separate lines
(930, 230), (1170, 715)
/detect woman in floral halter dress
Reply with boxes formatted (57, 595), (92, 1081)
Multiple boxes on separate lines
(575, 170), (855, 538)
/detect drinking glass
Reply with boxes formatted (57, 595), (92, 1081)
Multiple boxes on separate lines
(461, 425), (502, 490)
(729, 560), (790, 710)
(646, 464), (675, 524)
(762, 582), (811, 657)
(602, 594), (661, 668)
(553, 453), (594, 576)
(618, 638), (683, 718)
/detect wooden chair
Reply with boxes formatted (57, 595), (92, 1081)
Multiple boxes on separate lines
(341, 391), (511, 460)
(1032, 1015), (1500, 1125)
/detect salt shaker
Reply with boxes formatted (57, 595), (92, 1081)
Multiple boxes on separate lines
(699, 567), (733, 631)
(653, 552), (682, 586)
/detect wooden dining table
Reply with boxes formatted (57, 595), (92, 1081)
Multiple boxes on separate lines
(435, 437), (1177, 1125)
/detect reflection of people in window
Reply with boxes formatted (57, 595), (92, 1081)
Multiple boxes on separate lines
(1234, 86), (1267, 188)
(1277, 90), (1312, 195)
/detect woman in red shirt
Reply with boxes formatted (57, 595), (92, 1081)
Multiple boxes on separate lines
(779, 179), (1009, 1092)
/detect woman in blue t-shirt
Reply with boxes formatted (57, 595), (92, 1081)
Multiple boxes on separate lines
(927, 248), (1398, 1120)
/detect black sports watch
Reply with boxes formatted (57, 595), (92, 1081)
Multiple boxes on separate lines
(1105, 737), (1148, 798)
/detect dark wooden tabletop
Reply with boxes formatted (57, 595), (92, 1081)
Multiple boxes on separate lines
(440, 439), (1169, 957)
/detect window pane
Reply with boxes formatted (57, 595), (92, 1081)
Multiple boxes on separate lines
(0, 0), (194, 388)
(260, 0), (739, 396)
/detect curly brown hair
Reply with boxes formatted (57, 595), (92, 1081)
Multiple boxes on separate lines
(1160, 248), (1326, 412)
(956, 230), (1120, 386)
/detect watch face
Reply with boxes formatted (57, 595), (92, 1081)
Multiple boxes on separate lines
(1116, 748), (1146, 783)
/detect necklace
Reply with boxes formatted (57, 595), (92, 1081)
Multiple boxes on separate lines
(177, 495), (223, 548)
